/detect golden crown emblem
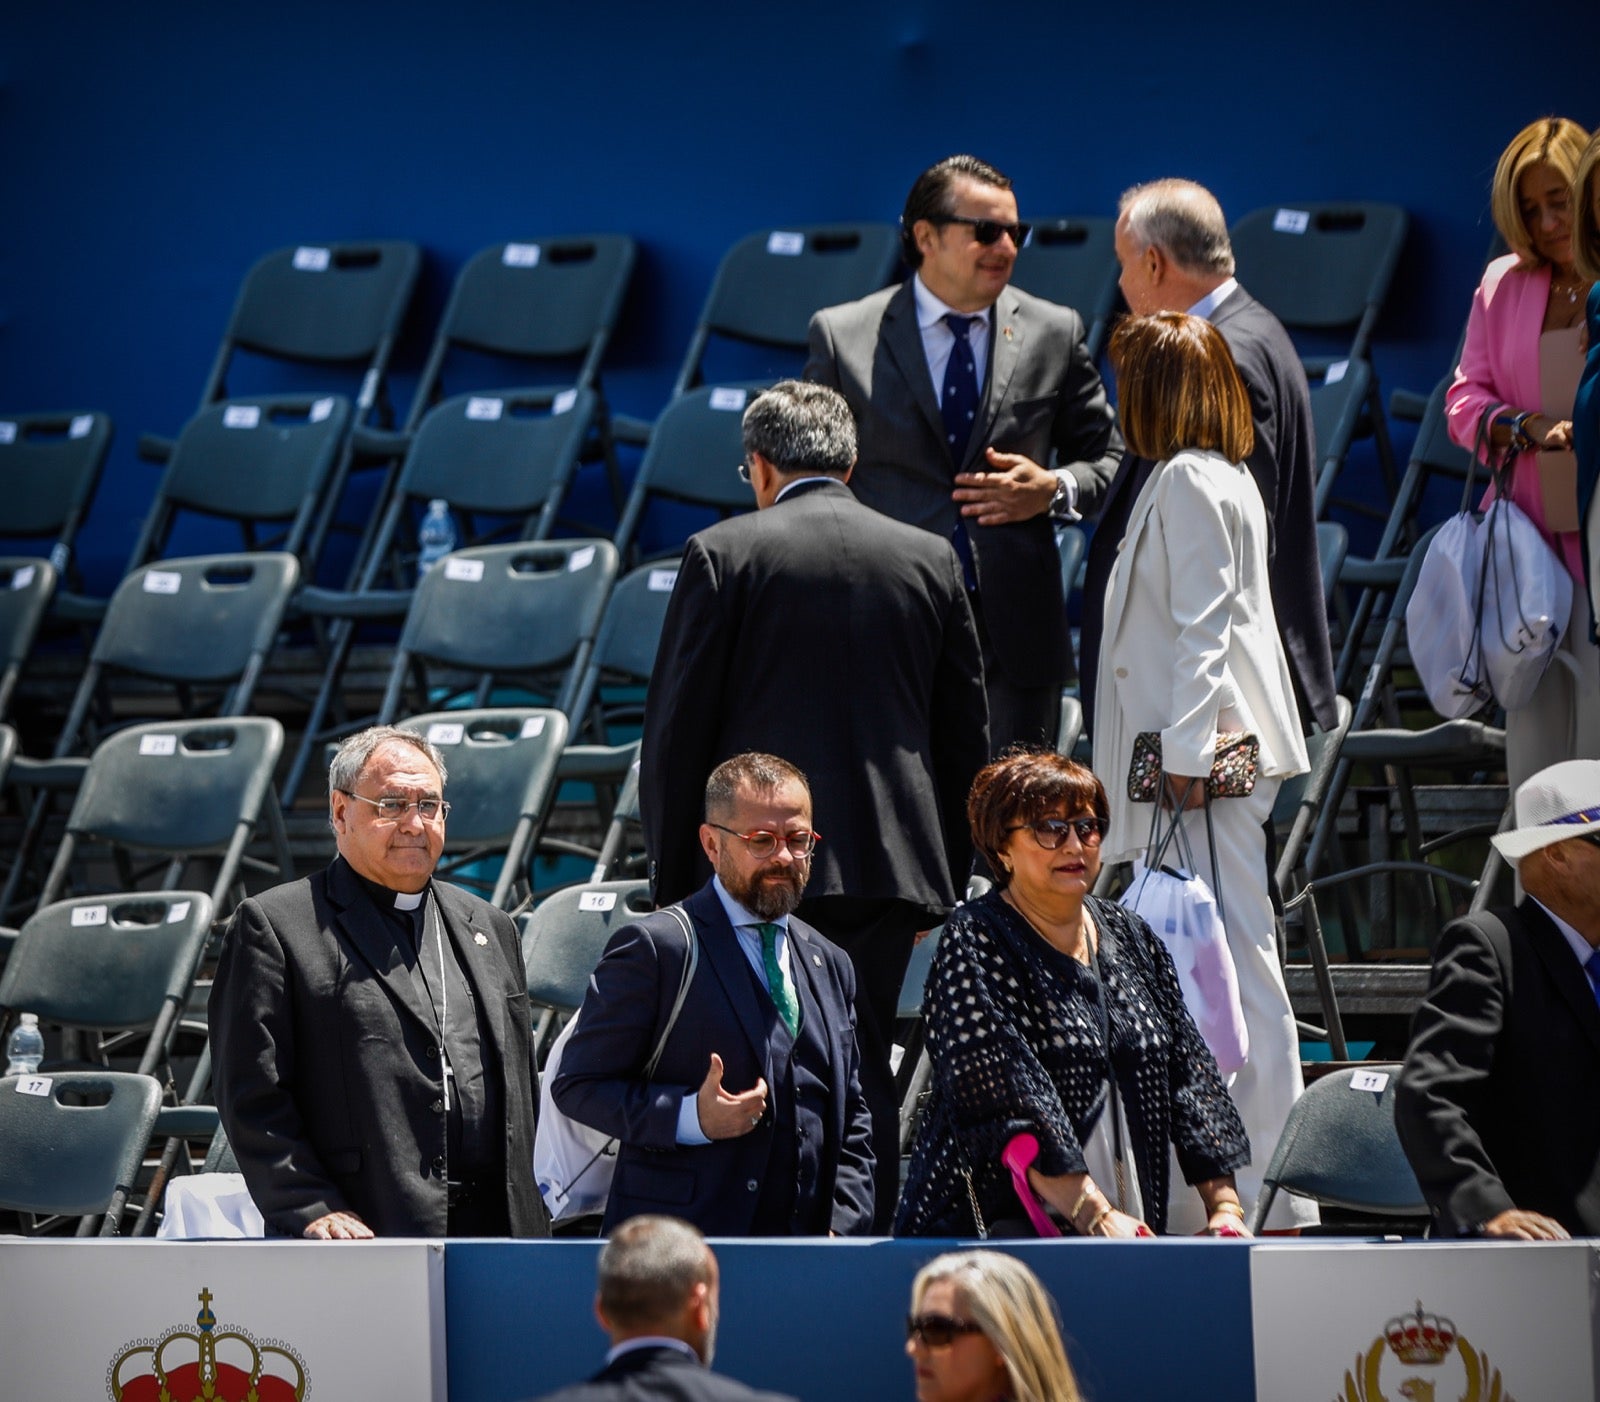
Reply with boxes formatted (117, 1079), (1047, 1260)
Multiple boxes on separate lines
(1384, 1300), (1457, 1366)
(108, 1286), (308, 1401)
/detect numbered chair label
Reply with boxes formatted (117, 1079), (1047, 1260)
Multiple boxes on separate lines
(766, 231), (805, 256)
(167, 900), (192, 923)
(552, 389), (579, 415)
(1349, 1069), (1389, 1094)
(139, 733), (178, 756)
(577, 891), (617, 912)
(11, 565), (36, 591)
(502, 243), (541, 267)
(293, 245), (332, 271)
(443, 558), (484, 582)
(708, 387), (748, 412)
(311, 396), (336, 423)
(223, 404), (262, 429)
(0, 422), (15, 444)
(426, 722), (465, 746)
(466, 397), (503, 421)
(14, 1077), (52, 1098)
(70, 414), (95, 439)
(519, 715), (547, 738)
(71, 904), (109, 926)
(1272, 208), (1310, 235)
(568, 545), (596, 572)
(1324, 360), (1349, 385)
(647, 568), (679, 592)
(142, 571), (183, 595)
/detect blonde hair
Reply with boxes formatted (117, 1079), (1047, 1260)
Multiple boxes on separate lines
(1573, 129), (1600, 283)
(911, 1251), (1081, 1402)
(1489, 117), (1590, 269)
(1109, 311), (1255, 465)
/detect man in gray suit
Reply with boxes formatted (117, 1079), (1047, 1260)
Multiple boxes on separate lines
(806, 154), (1123, 753)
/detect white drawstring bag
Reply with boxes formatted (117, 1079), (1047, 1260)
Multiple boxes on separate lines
(1408, 406), (1570, 717)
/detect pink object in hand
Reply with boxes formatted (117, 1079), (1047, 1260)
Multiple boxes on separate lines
(1000, 1132), (1062, 1238)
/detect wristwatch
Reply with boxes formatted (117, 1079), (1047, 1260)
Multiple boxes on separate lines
(1048, 471), (1072, 517)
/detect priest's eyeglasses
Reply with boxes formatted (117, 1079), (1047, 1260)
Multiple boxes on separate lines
(339, 790), (451, 824)
(708, 824), (820, 859)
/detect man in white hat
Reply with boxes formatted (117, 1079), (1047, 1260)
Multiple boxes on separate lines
(1395, 760), (1600, 1238)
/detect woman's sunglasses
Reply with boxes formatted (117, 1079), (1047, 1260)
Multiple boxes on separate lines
(906, 1313), (985, 1347)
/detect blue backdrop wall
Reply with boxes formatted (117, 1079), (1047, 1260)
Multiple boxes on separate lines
(4, 1), (1599, 588)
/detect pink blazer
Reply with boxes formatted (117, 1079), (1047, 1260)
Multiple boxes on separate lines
(1446, 253), (1583, 579)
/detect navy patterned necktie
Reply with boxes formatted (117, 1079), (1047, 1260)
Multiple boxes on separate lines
(1586, 947), (1600, 1009)
(940, 312), (981, 589)
(940, 313), (980, 461)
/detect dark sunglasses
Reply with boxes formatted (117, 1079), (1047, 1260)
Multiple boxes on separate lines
(1005, 816), (1108, 849)
(906, 1313), (985, 1348)
(931, 214), (1031, 248)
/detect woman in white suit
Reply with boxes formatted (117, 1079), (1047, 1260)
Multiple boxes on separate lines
(1093, 312), (1311, 1232)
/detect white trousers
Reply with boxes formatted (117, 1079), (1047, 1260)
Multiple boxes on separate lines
(1504, 584), (1600, 796)
(1154, 776), (1318, 1233)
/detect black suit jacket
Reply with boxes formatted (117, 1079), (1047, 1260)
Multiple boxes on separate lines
(551, 880), (875, 1236)
(1080, 286), (1337, 734)
(529, 1345), (798, 1402)
(1395, 902), (1600, 1237)
(640, 478), (988, 916)
(211, 858), (548, 1237)
(806, 280), (1122, 689)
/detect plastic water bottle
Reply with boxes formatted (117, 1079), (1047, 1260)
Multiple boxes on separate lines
(417, 499), (457, 579)
(6, 1013), (44, 1075)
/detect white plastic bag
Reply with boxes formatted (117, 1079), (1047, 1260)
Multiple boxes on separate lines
(157, 1173), (265, 1238)
(534, 1012), (618, 1222)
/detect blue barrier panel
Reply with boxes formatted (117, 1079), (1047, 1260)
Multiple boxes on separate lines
(446, 1237), (1255, 1401)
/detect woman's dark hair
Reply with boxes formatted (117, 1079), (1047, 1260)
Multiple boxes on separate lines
(967, 749), (1109, 888)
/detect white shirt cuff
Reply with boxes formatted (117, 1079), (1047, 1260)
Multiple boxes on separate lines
(676, 1092), (711, 1146)
(1052, 468), (1081, 522)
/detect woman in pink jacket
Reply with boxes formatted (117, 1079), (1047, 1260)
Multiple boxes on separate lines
(1446, 116), (1598, 791)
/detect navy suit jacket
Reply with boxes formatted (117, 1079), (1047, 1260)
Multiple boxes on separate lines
(1080, 286), (1337, 735)
(1395, 902), (1600, 1236)
(529, 1345), (798, 1402)
(806, 279), (1122, 689)
(211, 857), (548, 1237)
(551, 881), (875, 1236)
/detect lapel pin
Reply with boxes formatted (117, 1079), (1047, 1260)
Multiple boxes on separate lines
(473, 931), (489, 946)
(1002, 325), (1014, 342)
(813, 954), (823, 966)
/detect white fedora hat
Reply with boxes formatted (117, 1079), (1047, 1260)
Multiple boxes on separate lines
(1490, 760), (1600, 864)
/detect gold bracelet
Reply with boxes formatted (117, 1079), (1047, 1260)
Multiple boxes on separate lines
(1081, 1206), (1113, 1236)
(1210, 1200), (1245, 1218)
(1068, 1184), (1097, 1224)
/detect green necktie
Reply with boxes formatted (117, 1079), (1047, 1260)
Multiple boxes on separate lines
(757, 922), (801, 1036)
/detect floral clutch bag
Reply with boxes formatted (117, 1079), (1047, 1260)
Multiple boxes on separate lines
(1127, 731), (1260, 803)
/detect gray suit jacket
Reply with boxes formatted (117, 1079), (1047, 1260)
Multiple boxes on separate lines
(806, 280), (1122, 688)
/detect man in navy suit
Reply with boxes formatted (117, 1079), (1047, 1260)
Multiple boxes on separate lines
(1396, 760), (1600, 1238)
(1081, 177), (1337, 737)
(529, 1216), (797, 1402)
(555, 753), (874, 1237)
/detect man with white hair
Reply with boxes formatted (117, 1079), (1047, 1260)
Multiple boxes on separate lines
(1396, 760), (1600, 1238)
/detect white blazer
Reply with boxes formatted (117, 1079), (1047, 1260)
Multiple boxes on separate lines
(1093, 448), (1309, 864)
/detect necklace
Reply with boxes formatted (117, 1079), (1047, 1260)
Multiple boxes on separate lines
(1003, 890), (1094, 964)
(1551, 273), (1592, 306)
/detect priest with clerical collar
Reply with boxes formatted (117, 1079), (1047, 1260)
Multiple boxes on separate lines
(211, 725), (548, 1239)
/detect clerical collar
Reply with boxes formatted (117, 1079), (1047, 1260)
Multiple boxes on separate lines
(346, 860), (430, 916)
(392, 888), (425, 911)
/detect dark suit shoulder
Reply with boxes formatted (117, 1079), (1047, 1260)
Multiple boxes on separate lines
(810, 280), (904, 330)
(528, 1346), (798, 1402)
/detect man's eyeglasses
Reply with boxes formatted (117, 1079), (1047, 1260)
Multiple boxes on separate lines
(708, 824), (820, 859)
(339, 790), (451, 824)
(1005, 816), (1107, 849)
(906, 1313), (984, 1348)
(931, 214), (1031, 248)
